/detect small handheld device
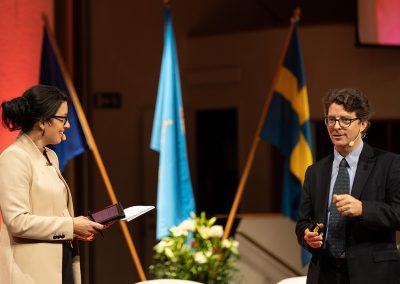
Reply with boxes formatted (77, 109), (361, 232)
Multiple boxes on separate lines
(88, 202), (125, 225)
(308, 221), (322, 235)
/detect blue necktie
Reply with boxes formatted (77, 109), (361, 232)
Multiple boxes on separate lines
(327, 158), (349, 257)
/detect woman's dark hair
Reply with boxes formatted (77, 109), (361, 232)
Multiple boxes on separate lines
(323, 88), (372, 136)
(1, 85), (68, 133)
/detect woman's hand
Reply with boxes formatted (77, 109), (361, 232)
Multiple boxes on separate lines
(73, 216), (104, 240)
(103, 221), (116, 230)
(75, 234), (95, 241)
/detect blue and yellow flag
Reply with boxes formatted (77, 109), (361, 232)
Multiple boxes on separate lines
(150, 8), (196, 240)
(260, 24), (312, 221)
(260, 24), (313, 266)
(40, 28), (89, 171)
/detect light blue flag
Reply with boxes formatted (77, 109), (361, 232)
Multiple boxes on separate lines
(151, 8), (196, 240)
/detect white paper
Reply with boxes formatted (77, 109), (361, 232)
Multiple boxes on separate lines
(122, 205), (155, 222)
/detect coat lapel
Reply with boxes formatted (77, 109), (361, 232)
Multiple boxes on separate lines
(20, 134), (76, 217)
(316, 154), (334, 224)
(351, 143), (376, 199)
(51, 157), (75, 216)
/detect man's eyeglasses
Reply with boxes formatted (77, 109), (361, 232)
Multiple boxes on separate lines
(324, 117), (360, 128)
(52, 115), (68, 126)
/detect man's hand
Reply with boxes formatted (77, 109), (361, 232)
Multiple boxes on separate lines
(332, 194), (363, 217)
(304, 223), (324, 248)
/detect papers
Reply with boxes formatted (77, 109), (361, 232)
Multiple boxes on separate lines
(121, 205), (155, 222)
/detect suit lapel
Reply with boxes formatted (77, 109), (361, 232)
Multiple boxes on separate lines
(43, 145), (75, 216)
(54, 166), (75, 215)
(351, 143), (376, 199)
(316, 155), (333, 224)
(16, 134), (75, 216)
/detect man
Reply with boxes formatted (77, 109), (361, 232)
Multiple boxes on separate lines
(295, 88), (400, 283)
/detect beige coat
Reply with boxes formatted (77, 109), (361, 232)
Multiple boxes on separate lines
(0, 134), (81, 284)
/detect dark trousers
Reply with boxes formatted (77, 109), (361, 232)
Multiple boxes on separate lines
(318, 255), (349, 284)
(62, 243), (74, 284)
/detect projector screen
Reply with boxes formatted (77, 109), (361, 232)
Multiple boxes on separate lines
(357, 0), (400, 46)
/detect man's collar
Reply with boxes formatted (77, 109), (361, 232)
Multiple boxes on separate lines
(334, 141), (364, 168)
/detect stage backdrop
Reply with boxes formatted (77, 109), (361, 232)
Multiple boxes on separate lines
(0, 0), (53, 153)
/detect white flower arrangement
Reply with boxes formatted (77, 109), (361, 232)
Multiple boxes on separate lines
(149, 212), (240, 284)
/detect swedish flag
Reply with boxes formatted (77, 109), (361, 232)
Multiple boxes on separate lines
(260, 24), (313, 221)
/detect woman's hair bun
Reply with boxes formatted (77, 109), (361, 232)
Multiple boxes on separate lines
(1, 96), (31, 131)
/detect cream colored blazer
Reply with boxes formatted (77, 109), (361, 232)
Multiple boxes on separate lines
(0, 133), (81, 284)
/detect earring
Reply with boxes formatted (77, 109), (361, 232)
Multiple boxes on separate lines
(42, 128), (45, 136)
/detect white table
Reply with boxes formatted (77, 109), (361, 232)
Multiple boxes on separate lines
(136, 280), (202, 284)
(276, 276), (307, 284)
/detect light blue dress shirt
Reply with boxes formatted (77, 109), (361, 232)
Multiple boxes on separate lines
(325, 141), (364, 250)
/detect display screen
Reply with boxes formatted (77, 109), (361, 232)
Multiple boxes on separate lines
(358, 0), (400, 46)
(89, 203), (125, 224)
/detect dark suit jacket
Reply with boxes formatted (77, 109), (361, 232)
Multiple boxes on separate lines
(296, 143), (400, 284)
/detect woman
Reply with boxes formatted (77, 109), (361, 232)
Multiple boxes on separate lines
(0, 85), (104, 284)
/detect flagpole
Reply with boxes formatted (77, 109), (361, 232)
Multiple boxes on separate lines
(42, 14), (147, 281)
(223, 8), (301, 240)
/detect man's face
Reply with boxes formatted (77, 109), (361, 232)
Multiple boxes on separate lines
(326, 103), (367, 153)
